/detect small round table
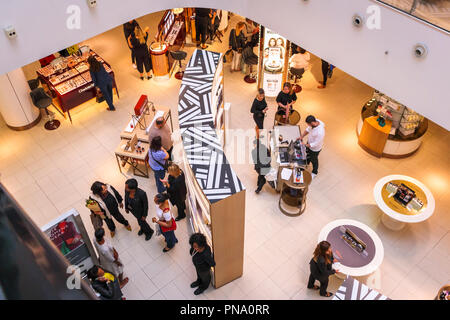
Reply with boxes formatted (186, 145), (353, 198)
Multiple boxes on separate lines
(278, 168), (311, 216)
(149, 42), (169, 81)
(373, 175), (435, 231)
(318, 219), (384, 278)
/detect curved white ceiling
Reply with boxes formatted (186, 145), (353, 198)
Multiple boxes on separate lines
(0, 0), (449, 129)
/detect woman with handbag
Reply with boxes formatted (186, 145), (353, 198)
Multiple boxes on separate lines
(250, 88), (268, 139)
(128, 25), (152, 80)
(152, 193), (178, 252)
(307, 241), (339, 297)
(228, 21), (246, 72)
(93, 228), (128, 288)
(148, 136), (169, 193)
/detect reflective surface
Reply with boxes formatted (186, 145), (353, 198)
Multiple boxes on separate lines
(378, 0), (450, 32)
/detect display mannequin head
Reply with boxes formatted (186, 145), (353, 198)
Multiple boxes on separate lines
(305, 115), (320, 128)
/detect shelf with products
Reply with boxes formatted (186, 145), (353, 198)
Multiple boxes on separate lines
(178, 50), (245, 289)
(358, 90), (428, 158)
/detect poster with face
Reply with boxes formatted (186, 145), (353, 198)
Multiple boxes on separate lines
(262, 28), (286, 97)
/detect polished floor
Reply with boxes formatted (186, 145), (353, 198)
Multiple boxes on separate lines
(1, 11), (449, 300)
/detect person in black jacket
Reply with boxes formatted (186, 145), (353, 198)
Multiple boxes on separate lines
(252, 139), (271, 194)
(276, 82), (297, 121)
(127, 25), (152, 80)
(195, 8), (211, 49)
(88, 55), (115, 111)
(318, 59), (330, 89)
(123, 19), (140, 68)
(250, 88), (268, 139)
(124, 178), (154, 241)
(189, 233), (216, 295)
(160, 163), (187, 221)
(90, 181), (132, 238)
(87, 265), (123, 300)
(307, 241), (339, 297)
(228, 21), (246, 72)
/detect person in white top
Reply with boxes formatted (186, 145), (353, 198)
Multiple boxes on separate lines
(93, 227), (128, 288)
(299, 115), (325, 178)
(152, 193), (178, 252)
(289, 46), (310, 81)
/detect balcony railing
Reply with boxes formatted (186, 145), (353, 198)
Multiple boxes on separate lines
(377, 0), (450, 32)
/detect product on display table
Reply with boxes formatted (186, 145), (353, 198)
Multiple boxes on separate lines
(114, 137), (150, 178)
(374, 175), (435, 230)
(318, 219), (384, 277)
(357, 90), (428, 158)
(178, 50), (245, 289)
(36, 49), (119, 123)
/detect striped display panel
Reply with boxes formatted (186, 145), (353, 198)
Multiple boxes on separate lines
(333, 276), (390, 300)
(178, 50), (244, 203)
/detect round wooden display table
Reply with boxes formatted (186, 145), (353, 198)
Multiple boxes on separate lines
(278, 168), (311, 216)
(274, 109), (301, 126)
(149, 42), (169, 81)
(318, 219), (384, 278)
(373, 175), (435, 231)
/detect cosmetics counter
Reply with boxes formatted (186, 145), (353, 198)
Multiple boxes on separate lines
(36, 47), (118, 122)
(178, 50), (245, 289)
(357, 91), (428, 158)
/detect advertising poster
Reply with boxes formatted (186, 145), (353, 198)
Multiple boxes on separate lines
(42, 209), (96, 276)
(262, 28), (286, 96)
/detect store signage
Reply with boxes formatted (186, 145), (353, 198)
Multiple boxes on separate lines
(262, 28), (286, 97)
(78, 83), (94, 93)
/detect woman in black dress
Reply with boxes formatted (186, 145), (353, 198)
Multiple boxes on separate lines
(160, 163), (187, 221)
(250, 88), (268, 139)
(276, 82), (297, 123)
(307, 241), (339, 297)
(189, 233), (216, 296)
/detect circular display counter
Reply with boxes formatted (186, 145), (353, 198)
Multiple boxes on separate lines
(373, 175), (435, 231)
(356, 102), (428, 158)
(149, 42), (169, 81)
(318, 219), (384, 277)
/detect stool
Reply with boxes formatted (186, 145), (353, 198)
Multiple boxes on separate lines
(289, 68), (304, 93)
(29, 88), (60, 130)
(170, 51), (187, 80)
(242, 47), (258, 83)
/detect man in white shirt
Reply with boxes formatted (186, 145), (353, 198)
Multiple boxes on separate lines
(299, 115), (325, 178)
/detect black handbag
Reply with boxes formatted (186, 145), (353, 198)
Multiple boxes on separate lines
(95, 87), (105, 103)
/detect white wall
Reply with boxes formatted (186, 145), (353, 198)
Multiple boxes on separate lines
(0, 0), (449, 129)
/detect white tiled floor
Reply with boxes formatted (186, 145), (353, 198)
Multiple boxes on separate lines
(1, 11), (449, 300)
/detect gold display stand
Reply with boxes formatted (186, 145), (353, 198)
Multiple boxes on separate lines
(381, 180), (428, 215)
(358, 116), (392, 157)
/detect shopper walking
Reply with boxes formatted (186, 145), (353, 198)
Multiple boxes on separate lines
(124, 178), (154, 241)
(148, 117), (173, 160)
(299, 115), (325, 179)
(252, 139), (272, 194)
(160, 163), (187, 221)
(88, 56), (115, 111)
(307, 241), (339, 297)
(276, 82), (297, 122)
(152, 193), (178, 252)
(195, 8), (211, 49)
(128, 25), (152, 80)
(228, 21), (246, 72)
(189, 233), (216, 295)
(87, 265), (124, 300)
(90, 181), (132, 238)
(149, 136), (170, 193)
(123, 19), (140, 68)
(289, 46), (310, 81)
(250, 88), (268, 139)
(318, 59), (330, 89)
(93, 228), (128, 288)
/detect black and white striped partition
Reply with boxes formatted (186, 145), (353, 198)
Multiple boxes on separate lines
(178, 49), (245, 203)
(333, 276), (390, 300)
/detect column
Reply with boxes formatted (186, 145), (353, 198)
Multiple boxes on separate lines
(0, 68), (41, 130)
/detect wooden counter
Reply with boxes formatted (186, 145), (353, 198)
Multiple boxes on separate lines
(358, 116), (392, 157)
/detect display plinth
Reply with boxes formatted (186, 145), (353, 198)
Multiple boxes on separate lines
(358, 116), (392, 157)
(178, 50), (245, 289)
